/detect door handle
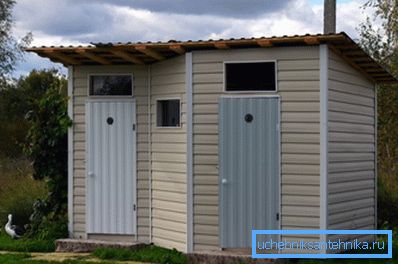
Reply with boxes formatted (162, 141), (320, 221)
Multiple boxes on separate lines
(222, 178), (227, 185)
(88, 171), (94, 178)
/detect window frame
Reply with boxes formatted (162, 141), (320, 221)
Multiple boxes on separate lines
(155, 97), (182, 129)
(87, 73), (134, 97)
(223, 60), (278, 93)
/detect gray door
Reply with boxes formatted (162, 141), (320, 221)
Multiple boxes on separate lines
(219, 97), (279, 248)
(86, 99), (136, 235)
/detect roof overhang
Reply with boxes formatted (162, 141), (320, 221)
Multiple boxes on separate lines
(25, 32), (397, 85)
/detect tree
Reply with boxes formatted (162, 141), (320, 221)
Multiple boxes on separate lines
(0, 0), (31, 82)
(359, 0), (398, 227)
(23, 70), (71, 239)
(0, 69), (64, 157)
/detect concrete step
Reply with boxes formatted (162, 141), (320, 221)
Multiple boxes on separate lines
(187, 251), (282, 264)
(55, 239), (145, 253)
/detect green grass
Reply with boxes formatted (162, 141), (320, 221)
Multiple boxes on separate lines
(288, 238), (398, 264)
(93, 245), (187, 264)
(0, 232), (55, 252)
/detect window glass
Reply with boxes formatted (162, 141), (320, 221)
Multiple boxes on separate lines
(89, 75), (132, 96)
(157, 99), (180, 127)
(225, 62), (276, 91)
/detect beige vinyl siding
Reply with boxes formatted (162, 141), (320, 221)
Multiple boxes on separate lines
(72, 65), (150, 242)
(192, 47), (321, 251)
(150, 56), (187, 252)
(327, 50), (376, 231)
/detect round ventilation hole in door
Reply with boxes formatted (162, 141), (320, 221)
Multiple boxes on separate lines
(245, 114), (253, 123)
(107, 117), (114, 125)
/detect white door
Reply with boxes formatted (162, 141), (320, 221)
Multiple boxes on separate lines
(86, 99), (136, 235)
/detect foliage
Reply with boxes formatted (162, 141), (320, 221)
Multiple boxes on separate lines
(93, 245), (187, 264)
(23, 74), (71, 239)
(0, 69), (65, 158)
(0, 158), (47, 227)
(0, 233), (54, 253)
(359, 0), (398, 227)
(0, 0), (31, 81)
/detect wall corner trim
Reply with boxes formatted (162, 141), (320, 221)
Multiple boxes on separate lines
(67, 66), (74, 237)
(374, 84), (378, 230)
(186, 52), (194, 253)
(319, 45), (329, 249)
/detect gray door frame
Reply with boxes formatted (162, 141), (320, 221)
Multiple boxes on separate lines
(218, 95), (281, 248)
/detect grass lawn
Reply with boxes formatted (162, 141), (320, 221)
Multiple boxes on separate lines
(93, 246), (187, 264)
(0, 232), (55, 252)
(0, 230), (395, 264)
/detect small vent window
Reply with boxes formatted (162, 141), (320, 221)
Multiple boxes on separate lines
(157, 99), (180, 127)
(89, 75), (132, 96)
(225, 62), (276, 91)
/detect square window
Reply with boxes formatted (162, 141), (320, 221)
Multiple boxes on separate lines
(157, 99), (180, 127)
(225, 62), (276, 91)
(89, 75), (132, 96)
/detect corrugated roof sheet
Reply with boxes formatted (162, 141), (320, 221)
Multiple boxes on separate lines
(25, 32), (397, 84)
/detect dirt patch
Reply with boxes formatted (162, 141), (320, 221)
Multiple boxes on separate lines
(0, 251), (147, 263)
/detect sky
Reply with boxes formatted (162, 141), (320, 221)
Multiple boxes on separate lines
(12, 0), (374, 77)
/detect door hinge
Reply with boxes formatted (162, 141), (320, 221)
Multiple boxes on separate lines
(276, 213), (279, 221)
(133, 124), (136, 131)
(133, 204), (136, 211)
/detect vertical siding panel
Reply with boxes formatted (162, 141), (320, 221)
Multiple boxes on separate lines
(150, 56), (187, 252)
(327, 50), (376, 232)
(116, 102), (122, 234)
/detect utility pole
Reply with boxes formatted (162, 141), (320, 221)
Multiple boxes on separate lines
(324, 0), (336, 34)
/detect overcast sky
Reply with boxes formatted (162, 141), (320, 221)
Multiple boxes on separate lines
(13, 0), (373, 77)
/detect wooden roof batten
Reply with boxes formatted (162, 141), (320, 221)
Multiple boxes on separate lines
(24, 32), (397, 85)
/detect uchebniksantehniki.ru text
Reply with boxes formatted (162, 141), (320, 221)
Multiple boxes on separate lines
(256, 239), (386, 251)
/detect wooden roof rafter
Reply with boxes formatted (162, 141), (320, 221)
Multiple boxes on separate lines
(214, 42), (230, 49)
(75, 49), (112, 65)
(135, 45), (166, 61)
(108, 49), (145, 64)
(256, 39), (273, 47)
(329, 45), (380, 83)
(303, 36), (320, 45)
(169, 44), (186, 54)
(41, 50), (81, 65)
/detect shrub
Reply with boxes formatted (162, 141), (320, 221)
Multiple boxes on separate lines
(23, 75), (71, 239)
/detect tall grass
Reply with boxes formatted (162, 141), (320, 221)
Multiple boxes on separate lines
(0, 157), (47, 228)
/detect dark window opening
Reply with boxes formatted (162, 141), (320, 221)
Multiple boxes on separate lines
(225, 62), (276, 91)
(89, 75), (132, 96)
(157, 99), (180, 127)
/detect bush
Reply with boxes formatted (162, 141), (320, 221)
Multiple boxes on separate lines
(0, 158), (47, 227)
(23, 74), (71, 239)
